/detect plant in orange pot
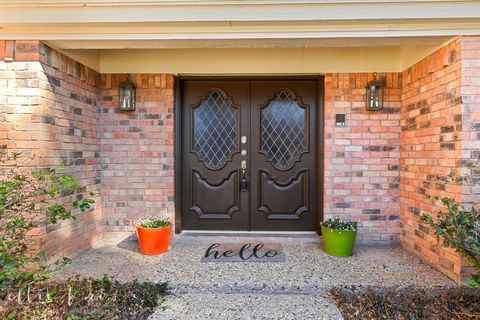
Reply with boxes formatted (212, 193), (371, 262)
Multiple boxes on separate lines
(136, 216), (172, 255)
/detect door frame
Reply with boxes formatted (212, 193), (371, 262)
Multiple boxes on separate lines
(174, 75), (325, 234)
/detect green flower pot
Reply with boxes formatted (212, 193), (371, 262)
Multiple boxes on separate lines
(321, 225), (357, 257)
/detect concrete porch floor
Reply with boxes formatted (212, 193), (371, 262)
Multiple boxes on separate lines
(55, 234), (455, 319)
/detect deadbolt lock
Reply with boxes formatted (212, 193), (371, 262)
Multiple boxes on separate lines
(240, 160), (248, 192)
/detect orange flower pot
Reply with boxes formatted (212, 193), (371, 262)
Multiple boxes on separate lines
(136, 225), (172, 255)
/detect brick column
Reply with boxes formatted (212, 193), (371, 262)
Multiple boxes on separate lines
(459, 36), (480, 280)
(0, 41), (103, 261)
(400, 36), (480, 282)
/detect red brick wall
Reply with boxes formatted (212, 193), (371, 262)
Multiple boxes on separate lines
(400, 37), (480, 282)
(324, 73), (402, 242)
(0, 41), (103, 261)
(99, 74), (175, 241)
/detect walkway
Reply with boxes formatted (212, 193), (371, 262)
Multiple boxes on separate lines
(55, 234), (455, 319)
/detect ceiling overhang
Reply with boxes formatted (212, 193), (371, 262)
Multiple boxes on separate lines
(44, 36), (454, 50)
(1, 1), (477, 73)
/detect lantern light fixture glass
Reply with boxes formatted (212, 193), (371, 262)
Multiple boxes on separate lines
(366, 73), (385, 111)
(117, 76), (136, 112)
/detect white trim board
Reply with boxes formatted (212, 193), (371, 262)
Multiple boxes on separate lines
(1, 1), (480, 23)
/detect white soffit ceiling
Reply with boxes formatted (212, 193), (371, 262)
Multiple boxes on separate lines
(44, 36), (455, 49)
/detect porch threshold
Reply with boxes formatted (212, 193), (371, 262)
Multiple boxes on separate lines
(180, 230), (317, 236)
(176, 230), (320, 245)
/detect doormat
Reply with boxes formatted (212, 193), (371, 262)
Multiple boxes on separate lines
(201, 243), (285, 262)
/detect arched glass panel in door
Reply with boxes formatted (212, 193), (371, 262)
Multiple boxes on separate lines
(260, 89), (307, 170)
(192, 88), (238, 170)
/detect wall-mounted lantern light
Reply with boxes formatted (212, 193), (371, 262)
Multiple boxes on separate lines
(117, 76), (136, 111)
(366, 74), (385, 111)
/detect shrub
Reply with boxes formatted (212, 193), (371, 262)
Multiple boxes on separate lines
(421, 159), (480, 288)
(321, 217), (357, 231)
(0, 276), (168, 319)
(329, 286), (480, 320)
(138, 216), (171, 229)
(0, 146), (95, 291)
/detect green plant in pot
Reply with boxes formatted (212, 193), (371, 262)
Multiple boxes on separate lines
(321, 217), (358, 257)
(136, 216), (172, 255)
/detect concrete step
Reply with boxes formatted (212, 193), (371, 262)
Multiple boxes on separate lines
(149, 292), (344, 320)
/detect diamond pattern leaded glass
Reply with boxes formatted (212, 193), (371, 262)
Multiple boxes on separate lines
(193, 89), (238, 169)
(260, 90), (307, 170)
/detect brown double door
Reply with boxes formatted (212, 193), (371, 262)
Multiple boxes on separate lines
(181, 79), (318, 231)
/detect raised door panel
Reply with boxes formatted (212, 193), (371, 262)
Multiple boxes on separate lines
(190, 170), (240, 219)
(258, 169), (309, 220)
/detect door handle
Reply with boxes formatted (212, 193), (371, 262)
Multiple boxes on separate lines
(240, 160), (248, 192)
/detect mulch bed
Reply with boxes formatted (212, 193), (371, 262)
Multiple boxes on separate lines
(328, 286), (480, 320)
(0, 276), (168, 319)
